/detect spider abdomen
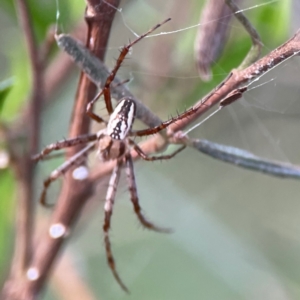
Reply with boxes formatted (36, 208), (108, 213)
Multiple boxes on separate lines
(106, 98), (136, 140)
(97, 135), (126, 161)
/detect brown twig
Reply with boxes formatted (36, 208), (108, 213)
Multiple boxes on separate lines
(168, 29), (300, 134)
(97, 29), (300, 179)
(57, 26), (300, 140)
(56, 27), (300, 182)
(5, 1), (121, 299)
(2, 1), (120, 300)
(2, 0), (44, 298)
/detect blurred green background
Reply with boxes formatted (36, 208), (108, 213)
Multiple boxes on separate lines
(1, 0), (300, 299)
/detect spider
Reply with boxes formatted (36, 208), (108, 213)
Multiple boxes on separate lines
(33, 18), (196, 291)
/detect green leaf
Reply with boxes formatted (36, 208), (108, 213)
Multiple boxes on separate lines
(0, 78), (14, 114)
(0, 169), (15, 277)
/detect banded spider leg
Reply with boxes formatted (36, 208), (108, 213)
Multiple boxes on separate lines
(95, 98), (186, 291)
(32, 132), (99, 207)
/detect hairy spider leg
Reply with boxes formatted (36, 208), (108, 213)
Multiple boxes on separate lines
(86, 79), (131, 123)
(39, 143), (96, 207)
(32, 133), (98, 162)
(125, 153), (171, 233)
(103, 159), (129, 292)
(86, 18), (171, 121)
(133, 106), (197, 137)
(130, 140), (186, 161)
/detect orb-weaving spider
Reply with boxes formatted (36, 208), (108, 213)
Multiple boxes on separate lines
(33, 18), (196, 291)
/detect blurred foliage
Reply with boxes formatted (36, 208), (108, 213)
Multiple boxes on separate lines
(0, 78), (14, 114)
(0, 0), (84, 288)
(1, 1), (298, 299)
(0, 0), (84, 121)
(0, 168), (15, 278)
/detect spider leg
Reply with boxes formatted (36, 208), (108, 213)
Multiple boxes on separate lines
(86, 80), (131, 123)
(130, 140), (186, 161)
(125, 153), (171, 233)
(32, 133), (98, 162)
(86, 18), (171, 117)
(133, 106), (197, 137)
(40, 143), (96, 207)
(36, 152), (67, 161)
(103, 159), (129, 293)
(85, 93), (109, 123)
